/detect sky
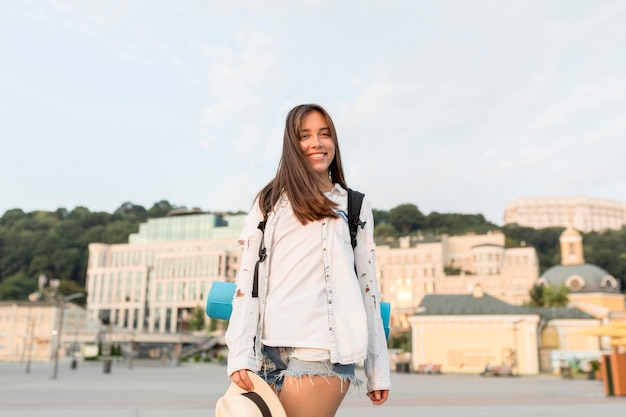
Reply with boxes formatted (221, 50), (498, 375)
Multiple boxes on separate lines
(1, 0), (625, 225)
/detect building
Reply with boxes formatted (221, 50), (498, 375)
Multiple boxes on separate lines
(407, 225), (626, 376)
(408, 288), (600, 375)
(0, 301), (93, 363)
(504, 196), (626, 232)
(538, 225), (625, 323)
(85, 211), (246, 335)
(376, 230), (539, 329)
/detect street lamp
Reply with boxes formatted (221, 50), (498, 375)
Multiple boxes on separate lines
(51, 292), (84, 380)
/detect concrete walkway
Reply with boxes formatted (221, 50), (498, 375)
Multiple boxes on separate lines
(1, 359), (625, 417)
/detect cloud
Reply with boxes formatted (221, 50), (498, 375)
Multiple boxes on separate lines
(528, 82), (626, 131)
(2, 0), (626, 222)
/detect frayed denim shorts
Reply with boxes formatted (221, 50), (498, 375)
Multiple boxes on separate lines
(258, 345), (361, 392)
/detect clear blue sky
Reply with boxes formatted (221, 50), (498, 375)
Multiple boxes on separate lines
(2, 0), (625, 224)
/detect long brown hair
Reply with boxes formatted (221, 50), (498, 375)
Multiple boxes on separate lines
(257, 104), (348, 224)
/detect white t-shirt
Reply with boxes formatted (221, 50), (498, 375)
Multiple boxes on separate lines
(261, 204), (331, 349)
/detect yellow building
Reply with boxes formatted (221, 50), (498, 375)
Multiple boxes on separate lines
(408, 287), (600, 375)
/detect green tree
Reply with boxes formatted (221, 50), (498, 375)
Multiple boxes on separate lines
(189, 305), (206, 331)
(57, 279), (88, 306)
(389, 204), (425, 235)
(527, 283), (569, 307)
(544, 284), (569, 307)
(527, 283), (545, 307)
(0, 272), (37, 300)
(114, 202), (148, 222)
(101, 221), (139, 244)
(0, 208), (26, 226)
(372, 209), (389, 227)
(425, 212), (498, 235)
(374, 223), (398, 239)
(148, 200), (176, 218)
(584, 228), (626, 290)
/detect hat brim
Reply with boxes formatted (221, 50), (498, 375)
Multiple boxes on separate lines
(221, 370), (286, 417)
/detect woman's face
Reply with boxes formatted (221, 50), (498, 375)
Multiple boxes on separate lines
(299, 110), (335, 183)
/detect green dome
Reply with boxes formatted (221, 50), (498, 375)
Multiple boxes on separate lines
(539, 264), (620, 294)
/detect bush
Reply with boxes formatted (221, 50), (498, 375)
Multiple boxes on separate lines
(388, 331), (411, 352)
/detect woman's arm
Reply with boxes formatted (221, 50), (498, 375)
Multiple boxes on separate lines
(354, 197), (392, 397)
(224, 202), (264, 378)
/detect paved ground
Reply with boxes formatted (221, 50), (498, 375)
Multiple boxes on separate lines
(1, 358), (625, 417)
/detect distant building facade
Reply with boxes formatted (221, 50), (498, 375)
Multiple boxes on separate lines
(408, 291), (599, 375)
(504, 196), (626, 232)
(0, 301), (91, 362)
(376, 231), (539, 329)
(85, 211), (246, 334)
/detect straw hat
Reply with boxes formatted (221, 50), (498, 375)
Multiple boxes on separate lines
(216, 371), (286, 417)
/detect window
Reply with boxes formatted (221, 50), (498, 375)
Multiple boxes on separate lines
(565, 275), (585, 292)
(134, 273), (142, 302)
(116, 274), (123, 302)
(125, 274), (132, 302)
(600, 275), (618, 290)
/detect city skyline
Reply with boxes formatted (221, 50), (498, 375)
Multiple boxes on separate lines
(2, 1), (626, 225)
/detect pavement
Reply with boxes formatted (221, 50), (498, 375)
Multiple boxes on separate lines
(1, 358), (625, 417)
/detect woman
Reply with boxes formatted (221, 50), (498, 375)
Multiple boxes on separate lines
(225, 104), (390, 417)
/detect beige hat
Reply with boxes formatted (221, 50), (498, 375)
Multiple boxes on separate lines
(215, 371), (286, 417)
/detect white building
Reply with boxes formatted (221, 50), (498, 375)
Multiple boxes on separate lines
(85, 211), (246, 334)
(504, 196), (626, 232)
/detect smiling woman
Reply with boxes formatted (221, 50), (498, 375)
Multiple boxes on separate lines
(222, 104), (391, 417)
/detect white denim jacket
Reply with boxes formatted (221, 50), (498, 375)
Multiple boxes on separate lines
(225, 185), (391, 392)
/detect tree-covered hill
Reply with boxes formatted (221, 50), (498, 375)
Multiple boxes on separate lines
(1, 201), (624, 301)
(0, 200), (179, 301)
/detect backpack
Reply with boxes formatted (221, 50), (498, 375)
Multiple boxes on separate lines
(347, 188), (366, 250)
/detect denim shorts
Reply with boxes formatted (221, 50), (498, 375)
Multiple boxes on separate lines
(258, 345), (361, 391)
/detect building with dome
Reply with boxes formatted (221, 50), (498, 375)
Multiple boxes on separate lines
(538, 226), (625, 320)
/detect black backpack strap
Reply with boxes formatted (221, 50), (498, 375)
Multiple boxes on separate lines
(347, 188), (366, 250)
(252, 215), (268, 298)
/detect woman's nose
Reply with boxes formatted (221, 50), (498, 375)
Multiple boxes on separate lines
(312, 134), (322, 147)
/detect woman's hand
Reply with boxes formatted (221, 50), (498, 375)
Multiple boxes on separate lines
(367, 389), (389, 405)
(230, 369), (255, 391)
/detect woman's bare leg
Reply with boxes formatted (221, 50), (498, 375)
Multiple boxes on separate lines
(279, 376), (349, 417)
